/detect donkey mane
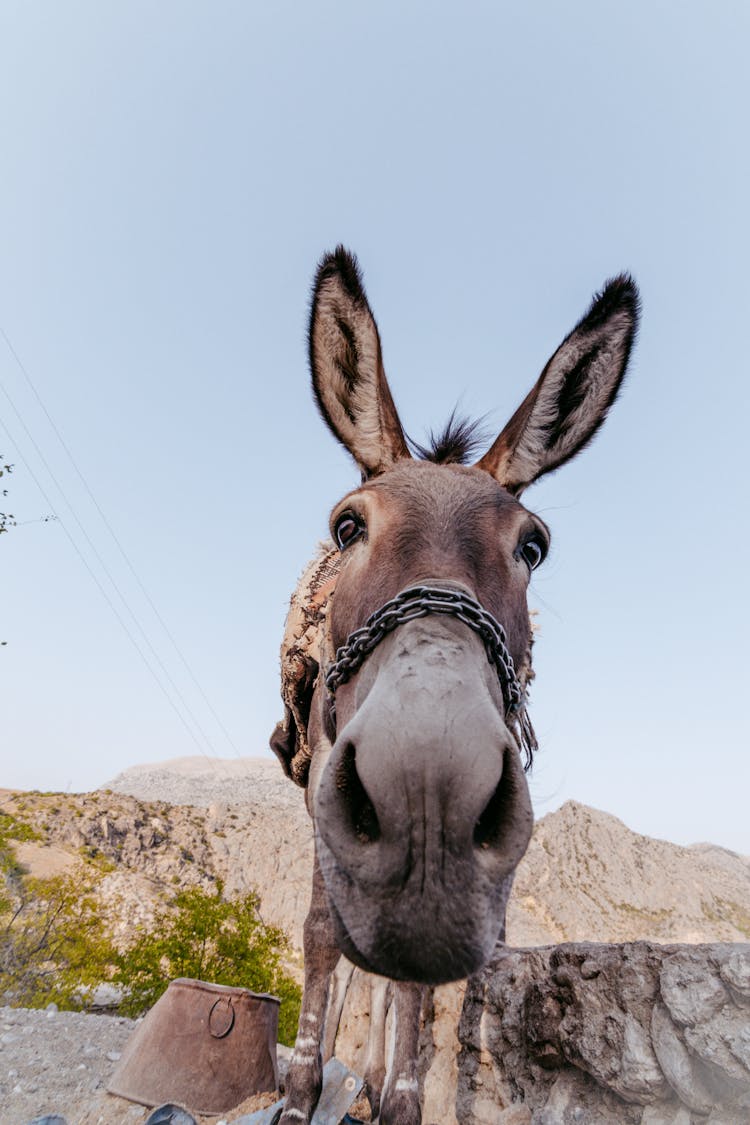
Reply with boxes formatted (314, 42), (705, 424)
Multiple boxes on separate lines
(407, 409), (488, 465)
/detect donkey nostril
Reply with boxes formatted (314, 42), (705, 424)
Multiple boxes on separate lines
(335, 741), (380, 844)
(473, 763), (514, 851)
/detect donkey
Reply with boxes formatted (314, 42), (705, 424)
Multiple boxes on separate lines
(270, 247), (638, 1124)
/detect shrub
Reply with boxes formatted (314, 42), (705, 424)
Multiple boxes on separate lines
(0, 868), (117, 1009)
(114, 880), (301, 1044)
(0, 813), (301, 1045)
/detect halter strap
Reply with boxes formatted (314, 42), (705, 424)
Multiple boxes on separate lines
(325, 584), (530, 738)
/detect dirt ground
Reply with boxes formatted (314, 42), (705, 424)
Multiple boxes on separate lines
(0, 1007), (280, 1125)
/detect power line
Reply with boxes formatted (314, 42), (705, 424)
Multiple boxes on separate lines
(0, 409), (223, 771)
(0, 325), (244, 759)
(0, 335), (240, 774)
(13, 515), (57, 526)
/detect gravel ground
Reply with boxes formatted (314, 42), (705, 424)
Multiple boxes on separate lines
(0, 1007), (280, 1125)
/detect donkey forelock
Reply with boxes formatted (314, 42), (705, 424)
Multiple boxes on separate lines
(407, 409), (489, 466)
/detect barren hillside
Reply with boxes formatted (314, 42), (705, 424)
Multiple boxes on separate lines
(508, 799), (750, 944)
(1, 755), (748, 950)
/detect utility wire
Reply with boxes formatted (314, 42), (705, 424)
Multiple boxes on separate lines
(0, 336), (241, 774)
(0, 376), (226, 767)
(0, 325), (244, 760)
(0, 408), (224, 772)
(14, 515), (57, 526)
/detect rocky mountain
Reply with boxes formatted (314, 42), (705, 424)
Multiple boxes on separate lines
(106, 754), (303, 812)
(508, 800), (750, 946)
(2, 756), (748, 953)
(4, 757), (749, 1124)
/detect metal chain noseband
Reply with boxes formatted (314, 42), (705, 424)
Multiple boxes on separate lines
(324, 584), (527, 720)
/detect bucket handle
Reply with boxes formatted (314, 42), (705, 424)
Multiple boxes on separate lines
(208, 996), (236, 1039)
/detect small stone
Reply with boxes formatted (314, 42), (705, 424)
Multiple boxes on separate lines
(45, 1002), (58, 1015)
(497, 1108), (532, 1124)
(618, 1012), (668, 1101)
(661, 954), (728, 1026)
(641, 1105), (691, 1125)
(1, 1032), (18, 1046)
(106, 1050), (122, 1062)
(650, 1003), (713, 1114)
(721, 950), (750, 998)
(684, 1008), (750, 1086)
(706, 1106), (747, 1125)
(552, 966), (574, 987)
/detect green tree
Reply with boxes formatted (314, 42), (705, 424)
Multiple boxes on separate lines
(115, 880), (301, 1045)
(0, 812), (34, 923)
(0, 863), (118, 1009)
(0, 814), (301, 1044)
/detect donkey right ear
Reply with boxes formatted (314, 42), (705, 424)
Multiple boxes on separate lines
(309, 247), (410, 478)
(477, 275), (639, 495)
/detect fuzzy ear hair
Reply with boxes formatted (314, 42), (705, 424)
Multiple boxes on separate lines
(309, 246), (410, 477)
(477, 275), (640, 494)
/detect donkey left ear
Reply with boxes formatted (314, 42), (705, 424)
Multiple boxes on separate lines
(477, 275), (639, 495)
(309, 246), (410, 478)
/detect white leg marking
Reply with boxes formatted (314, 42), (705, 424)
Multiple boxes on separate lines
(283, 1110), (305, 1121)
(292, 1051), (317, 1065)
(395, 1077), (419, 1093)
(295, 1035), (317, 1048)
(386, 996), (397, 1072)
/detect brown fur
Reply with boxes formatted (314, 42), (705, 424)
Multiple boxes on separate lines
(274, 249), (638, 1125)
(326, 461), (542, 683)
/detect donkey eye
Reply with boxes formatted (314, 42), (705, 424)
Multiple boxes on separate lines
(519, 536), (545, 571)
(334, 513), (365, 551)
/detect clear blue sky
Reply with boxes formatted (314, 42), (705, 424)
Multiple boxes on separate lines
(1, 1), (748, 852)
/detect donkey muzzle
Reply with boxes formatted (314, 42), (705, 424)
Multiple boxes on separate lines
(313, 617), (533, 983)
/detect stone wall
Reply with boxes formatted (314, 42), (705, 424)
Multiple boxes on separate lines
(333, 943), (750, 1125)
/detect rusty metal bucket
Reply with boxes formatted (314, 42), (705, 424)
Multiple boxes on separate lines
(108, 978), (280, 1115)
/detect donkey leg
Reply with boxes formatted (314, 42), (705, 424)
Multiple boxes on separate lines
(379, 980), (424, 1125)
(279, 856), (340, 1125)
(362, 974), (391, 1120)
(321, 956), (355, 1063)
(490, 872), (514, 958)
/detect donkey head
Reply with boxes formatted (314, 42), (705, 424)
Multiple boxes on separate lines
(290, 248), (637, 984)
